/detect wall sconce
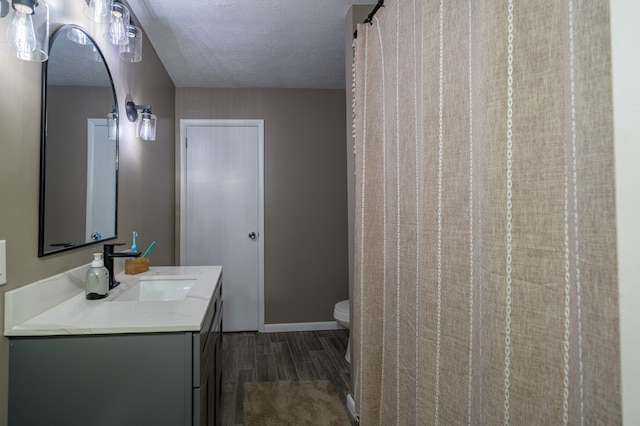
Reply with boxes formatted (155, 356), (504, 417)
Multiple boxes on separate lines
(126, 101), (156, 141)
(107, 108), (118, 140)
(5, 0), (49, 62)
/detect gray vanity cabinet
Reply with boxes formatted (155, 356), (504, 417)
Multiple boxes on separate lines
(194, 282), (223, 426)
(8, 281), (223, 426)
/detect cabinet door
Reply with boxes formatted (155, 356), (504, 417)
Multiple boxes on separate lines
(9, 334), (192, 426)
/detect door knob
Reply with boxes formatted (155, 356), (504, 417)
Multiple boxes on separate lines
(248, 232), (256, 240)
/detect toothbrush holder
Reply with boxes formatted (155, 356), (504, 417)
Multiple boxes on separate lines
(125, 257), (149, 275)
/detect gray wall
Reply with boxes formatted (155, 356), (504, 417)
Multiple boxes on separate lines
(176, 88), (349, 324)
(0, 2), (176, 424)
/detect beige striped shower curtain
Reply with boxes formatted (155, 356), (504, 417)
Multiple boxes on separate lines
(352, 1), (620, 424)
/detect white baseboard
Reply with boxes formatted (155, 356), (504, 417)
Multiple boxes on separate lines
(263, 321), (342, 333)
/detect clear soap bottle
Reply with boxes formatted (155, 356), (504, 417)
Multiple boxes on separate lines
(85, 253), (109, 300)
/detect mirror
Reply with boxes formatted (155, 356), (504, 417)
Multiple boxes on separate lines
(39, 25), (118, 256)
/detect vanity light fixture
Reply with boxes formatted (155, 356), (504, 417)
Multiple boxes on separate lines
(105, 1), (129, 46)
(126, 101), (156, 141)
(5, 0), (49, 62)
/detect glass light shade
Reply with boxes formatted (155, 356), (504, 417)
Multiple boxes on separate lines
(119, 24), (142, 62)
(84, 0), (111, 23)
(137, 111), (157, 141)
(105, 2), (129, 46)
(6, 2), (48, 62)
(107, 112), (118, 140)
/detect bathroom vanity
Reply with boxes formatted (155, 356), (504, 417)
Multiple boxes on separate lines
(4, 266), (223, 426)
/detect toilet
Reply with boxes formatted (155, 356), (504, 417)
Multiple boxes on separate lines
(333, 300), (351, 363)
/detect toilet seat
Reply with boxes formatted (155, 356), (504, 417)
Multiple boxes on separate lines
(333, 300), (350, 324)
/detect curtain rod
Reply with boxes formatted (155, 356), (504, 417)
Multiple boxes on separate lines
(353, 0), (385, 39)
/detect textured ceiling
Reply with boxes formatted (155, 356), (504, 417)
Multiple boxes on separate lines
(127, 0), (374, 89)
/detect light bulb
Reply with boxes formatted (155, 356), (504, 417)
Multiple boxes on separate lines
(7, 11), (36, 59)
(105, 3), (129, 45)
(109, 13), (126, 45)
(139, 117), (153, 140)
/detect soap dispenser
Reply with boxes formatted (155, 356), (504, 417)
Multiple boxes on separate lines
(85, 253), (109, 300)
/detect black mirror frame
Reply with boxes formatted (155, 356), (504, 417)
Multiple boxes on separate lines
(38, 24), (119, 257)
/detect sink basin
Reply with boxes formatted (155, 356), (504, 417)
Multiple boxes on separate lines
(113, 277), (196, 302)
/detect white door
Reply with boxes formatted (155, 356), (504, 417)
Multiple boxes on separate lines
(180, 120), (264, 332)
(86, 118), (116, 243)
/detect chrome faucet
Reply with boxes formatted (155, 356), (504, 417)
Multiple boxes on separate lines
(103, 243), (141, 290)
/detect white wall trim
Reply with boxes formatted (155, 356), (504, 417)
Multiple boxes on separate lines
(263, 321), (343, 333)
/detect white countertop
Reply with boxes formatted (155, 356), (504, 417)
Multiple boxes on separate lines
(4, 265), (222, 336)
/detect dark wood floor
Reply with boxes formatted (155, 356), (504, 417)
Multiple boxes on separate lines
(221, 329), (354, 425)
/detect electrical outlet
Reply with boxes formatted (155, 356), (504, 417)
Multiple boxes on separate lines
(0, 240), (5, 285)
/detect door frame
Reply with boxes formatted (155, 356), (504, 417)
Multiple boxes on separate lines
(179, 119), (265, 332)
